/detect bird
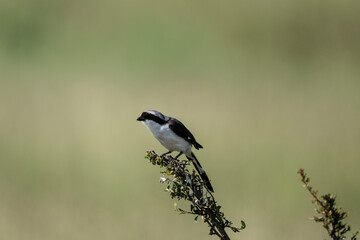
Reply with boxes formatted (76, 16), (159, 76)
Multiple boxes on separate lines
(137, 110), (214, 192)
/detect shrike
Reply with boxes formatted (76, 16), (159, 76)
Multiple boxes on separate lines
(137, 110), (214, 192)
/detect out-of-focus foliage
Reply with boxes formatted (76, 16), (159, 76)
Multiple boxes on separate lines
(298, 169), (359, 240)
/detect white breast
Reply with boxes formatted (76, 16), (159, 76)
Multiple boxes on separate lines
(142, 120), (192, 154)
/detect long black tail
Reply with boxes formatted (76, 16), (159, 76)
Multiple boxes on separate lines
(186, 152), (214, 192)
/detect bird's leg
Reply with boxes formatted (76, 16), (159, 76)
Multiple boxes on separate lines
(173, 152), (183, 160)
(160, 151), (172, 158)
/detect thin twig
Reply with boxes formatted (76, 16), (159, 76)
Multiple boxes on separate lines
(145, 151), (245, 240)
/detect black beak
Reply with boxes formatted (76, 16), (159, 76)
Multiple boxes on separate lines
(137, 116), (145, 121)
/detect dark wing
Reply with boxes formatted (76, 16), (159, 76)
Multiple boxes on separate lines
(168, 118), (203, 150)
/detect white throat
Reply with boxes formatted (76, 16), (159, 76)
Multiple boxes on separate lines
(142, 120), (161, 137)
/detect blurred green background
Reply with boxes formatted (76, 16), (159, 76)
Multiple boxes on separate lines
(1, 0), (359, 239)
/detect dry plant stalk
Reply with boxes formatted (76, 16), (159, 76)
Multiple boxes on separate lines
(298, 168), (358, 240)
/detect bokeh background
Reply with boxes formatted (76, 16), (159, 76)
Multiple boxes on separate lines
(1, 0), (359, 239)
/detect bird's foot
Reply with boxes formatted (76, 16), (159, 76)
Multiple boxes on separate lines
(160, 151), (172, 158)
(173, 152), (183, 160)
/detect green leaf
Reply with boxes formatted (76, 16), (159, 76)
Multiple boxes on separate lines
(241, 220), (246, 229)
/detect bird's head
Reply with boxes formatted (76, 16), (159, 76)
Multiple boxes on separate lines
(137, 110), (167, 125)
